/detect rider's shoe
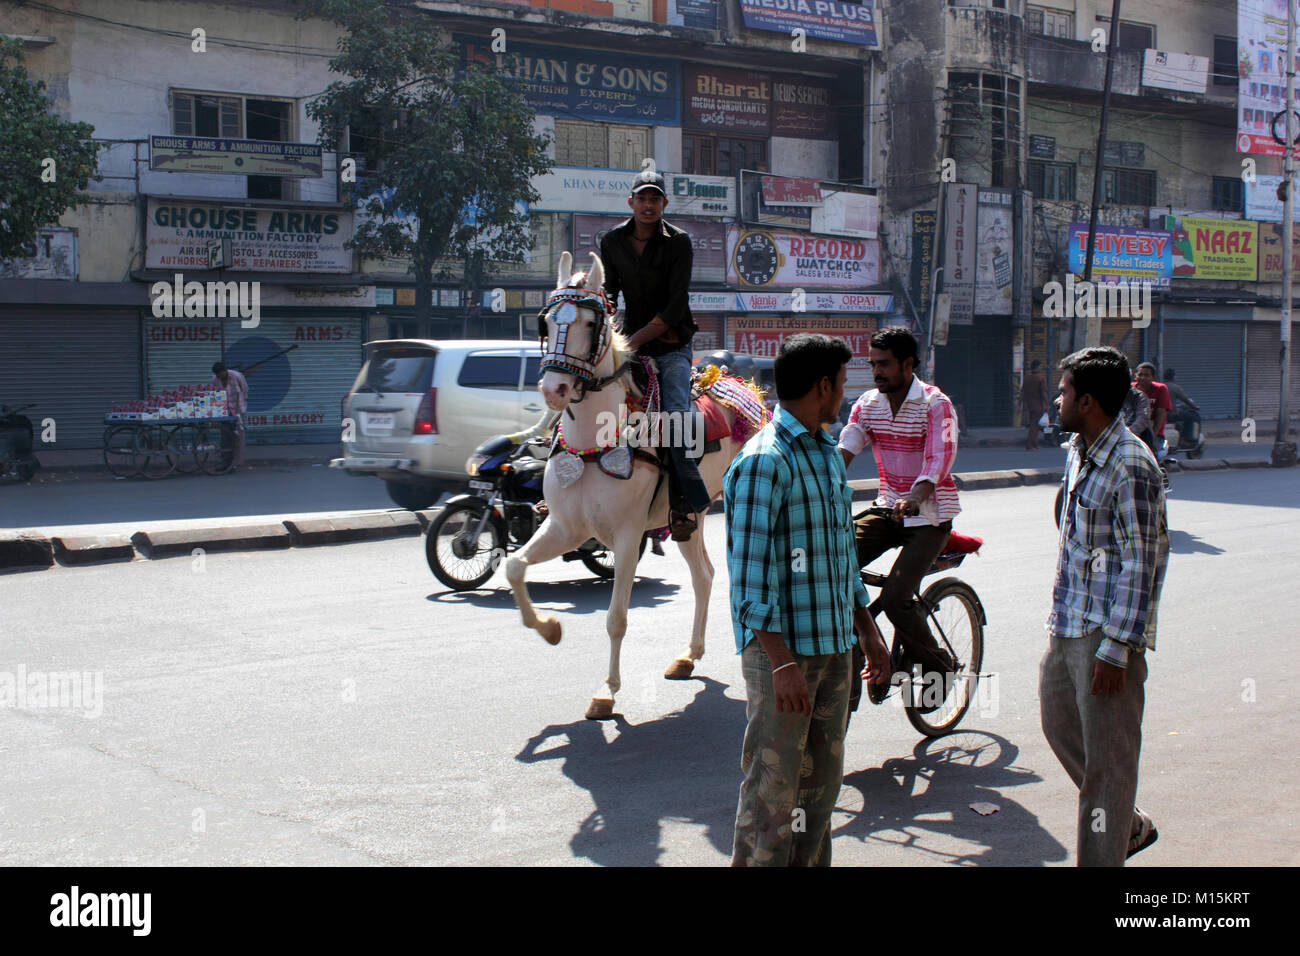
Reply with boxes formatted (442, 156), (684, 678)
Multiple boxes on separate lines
(670, 512), (698, 541)
(911, 648), (958, 714)
(868, 644), (905, 705)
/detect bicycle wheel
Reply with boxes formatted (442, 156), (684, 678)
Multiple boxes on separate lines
(170, 423), (201, 474)
(426, 501), (505, 591)
(196, 422), (233, 475)
(104, 425), (142, 478)
(905, 577), (984, 738)
(136, 425), (175, 480)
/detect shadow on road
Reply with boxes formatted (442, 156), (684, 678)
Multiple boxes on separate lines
(835, 731), (1067, 866)
(428, 575), (683, 614)
(1167, 528), (1226, 555)
(516, 677), (744, 865)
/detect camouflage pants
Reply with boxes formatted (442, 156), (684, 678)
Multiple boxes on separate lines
(732, 641), (852, 867)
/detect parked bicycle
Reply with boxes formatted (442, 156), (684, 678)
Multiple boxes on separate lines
(848, 506), (987, 738)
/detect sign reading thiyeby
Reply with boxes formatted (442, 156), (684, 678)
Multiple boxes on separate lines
(145, 200), (354, 273)
(1066, 224), (1173, 287)
(150, 136), (322, 177)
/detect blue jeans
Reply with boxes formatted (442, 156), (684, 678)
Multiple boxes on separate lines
(652, 345), (712, 514)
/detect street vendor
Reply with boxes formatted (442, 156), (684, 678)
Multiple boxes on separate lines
(212, 362), (249, 468)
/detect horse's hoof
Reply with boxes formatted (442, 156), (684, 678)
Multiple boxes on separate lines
(664, 659), (695, 680)
(538, 617), (562, 645)
(585, 698), (615, 720)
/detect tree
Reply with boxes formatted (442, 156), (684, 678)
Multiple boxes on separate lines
(300, 0), (553, 325)
(0, 38), (101, 261)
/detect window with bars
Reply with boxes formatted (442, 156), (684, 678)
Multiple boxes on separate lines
(683, 133), (768, 176)
(554, 119), (651, 169)
(171, 91), (296, 199)
(1211, 176), (1244, 211)
(172, 92), (242, 138)
(948, 72), (1022, 188)
(1027, 5), (1073, 38)
(1102, 167), (1157, 205)
(1028, 161), (1076, 200)
(1213, 36), (1238, 87)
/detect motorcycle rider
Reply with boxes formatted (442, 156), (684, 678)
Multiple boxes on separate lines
(1162, 368), (1201, 443)
(1133, 363), (1173, 450)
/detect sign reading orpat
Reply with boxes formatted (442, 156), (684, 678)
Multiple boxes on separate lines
(145, 199), (354, 273)
(150, 136), (323, 177)
(738, 0), (878, 47)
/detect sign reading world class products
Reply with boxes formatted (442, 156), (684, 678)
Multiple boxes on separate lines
(738, 0), (878, 48)
(145, 200), (354, 273)
(461, 36), (680, 125)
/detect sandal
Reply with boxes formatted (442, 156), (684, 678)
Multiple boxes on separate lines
(669, 512), (698, 541)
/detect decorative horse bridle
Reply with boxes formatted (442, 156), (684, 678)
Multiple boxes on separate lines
(536, 286), (615, 388)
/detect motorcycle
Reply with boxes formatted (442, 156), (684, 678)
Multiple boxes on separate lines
(1038, 408), (1065, 447)
(1165, 402), (1206, 460)
(0, 403), (41, 482)
(425, 434), (648, 591)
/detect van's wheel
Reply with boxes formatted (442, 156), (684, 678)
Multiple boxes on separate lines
(386, 480), (438, 511)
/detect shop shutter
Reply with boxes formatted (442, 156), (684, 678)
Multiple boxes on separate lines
(220, 313), (364, 443)
(1245, 322), (1300, 422)
(0, 310), (141, 449)
(1161, 321), (1243, 420)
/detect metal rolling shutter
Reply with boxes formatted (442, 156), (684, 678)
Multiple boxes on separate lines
(221, 313), (364, 443)
(1245, 322), (1300, 422)
(146, 315), (225, 393)
(0, 310), (142, 449)
(1161, 321), (1243, 420)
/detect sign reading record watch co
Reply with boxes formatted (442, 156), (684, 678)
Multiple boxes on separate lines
(739, 0), (878, 47)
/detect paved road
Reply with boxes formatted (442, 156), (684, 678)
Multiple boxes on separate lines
(2, 470), (1295, 866)
(1, 440), (1259, 535)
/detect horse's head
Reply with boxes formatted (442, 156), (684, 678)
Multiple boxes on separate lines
(537, 250), (620, 411)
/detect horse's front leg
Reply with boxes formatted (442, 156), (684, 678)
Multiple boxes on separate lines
(505, 518), (587, 646)
(665, 513), (713, 680)
(585, 525), (644, 720)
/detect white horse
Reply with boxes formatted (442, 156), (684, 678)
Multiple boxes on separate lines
(504, 251), (745, 720)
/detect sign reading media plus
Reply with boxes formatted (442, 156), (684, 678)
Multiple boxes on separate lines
(738, 0), (878, 48)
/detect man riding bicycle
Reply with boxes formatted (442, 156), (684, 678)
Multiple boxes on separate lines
(838, 327), (961, 700)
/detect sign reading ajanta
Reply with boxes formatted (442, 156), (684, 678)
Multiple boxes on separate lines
(145, 200), (354, 273)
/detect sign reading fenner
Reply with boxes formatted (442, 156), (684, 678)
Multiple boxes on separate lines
(145, 199), (354, 273)
(150, 136), (323, 177)
(738, 0), (878, 47)
(461, 36), (681, 125)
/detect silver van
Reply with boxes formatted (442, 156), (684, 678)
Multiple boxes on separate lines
(331, 339), (546, 509)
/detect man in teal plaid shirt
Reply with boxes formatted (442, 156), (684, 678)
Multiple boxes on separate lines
(724, 333), (891, 866)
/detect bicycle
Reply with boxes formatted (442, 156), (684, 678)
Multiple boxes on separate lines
(849, 506), (988, 738)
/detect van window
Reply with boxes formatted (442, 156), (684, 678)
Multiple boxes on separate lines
(458, 353), (522, 390)
(354, 346), (436, 393)
(523, 355), (542, 387)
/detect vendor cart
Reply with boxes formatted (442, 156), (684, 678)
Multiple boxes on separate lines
(102, 416), (238, 479)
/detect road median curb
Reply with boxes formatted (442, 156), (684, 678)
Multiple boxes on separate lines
(51, 534), (136, 566)
(131, 523), (291, 559)
(284, 512), (421, 546)
(0, 532), (54, 572)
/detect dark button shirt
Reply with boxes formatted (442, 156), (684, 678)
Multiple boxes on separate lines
(599, 217), (696, 357)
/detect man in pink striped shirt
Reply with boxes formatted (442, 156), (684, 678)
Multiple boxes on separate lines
(838, 327), (961, 696)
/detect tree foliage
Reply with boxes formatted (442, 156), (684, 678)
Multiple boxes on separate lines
(0, 38), (101, 261)
(299, 0), (553, 320)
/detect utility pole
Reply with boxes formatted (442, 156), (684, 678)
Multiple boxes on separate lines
(1080, 0), (1123, 350)
(1276, 0), (1298, 466)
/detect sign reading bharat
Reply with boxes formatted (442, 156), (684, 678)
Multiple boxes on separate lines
(150, 136), (323, 177)
(684, 65), (771, 133)
(145, 199), (354, 273)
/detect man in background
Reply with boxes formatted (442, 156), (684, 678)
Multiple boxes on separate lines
(212, 361), (248, 468)
(1023, 360), (1049, 450)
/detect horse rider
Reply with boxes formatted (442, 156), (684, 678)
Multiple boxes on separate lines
(599, 167), (712, 541)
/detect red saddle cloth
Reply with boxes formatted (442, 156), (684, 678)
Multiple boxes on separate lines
(943, 531), (983, 554)
(695, 393), (733, 444)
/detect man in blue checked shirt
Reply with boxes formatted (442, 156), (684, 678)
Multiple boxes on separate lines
(1045, 347), (1169, 867)
(724, 333), (891, 867)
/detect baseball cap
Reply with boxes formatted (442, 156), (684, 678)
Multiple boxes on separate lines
(630, 169), (666, 196)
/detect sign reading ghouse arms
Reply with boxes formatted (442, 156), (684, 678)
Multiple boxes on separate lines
(145, 199), (355, 273)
